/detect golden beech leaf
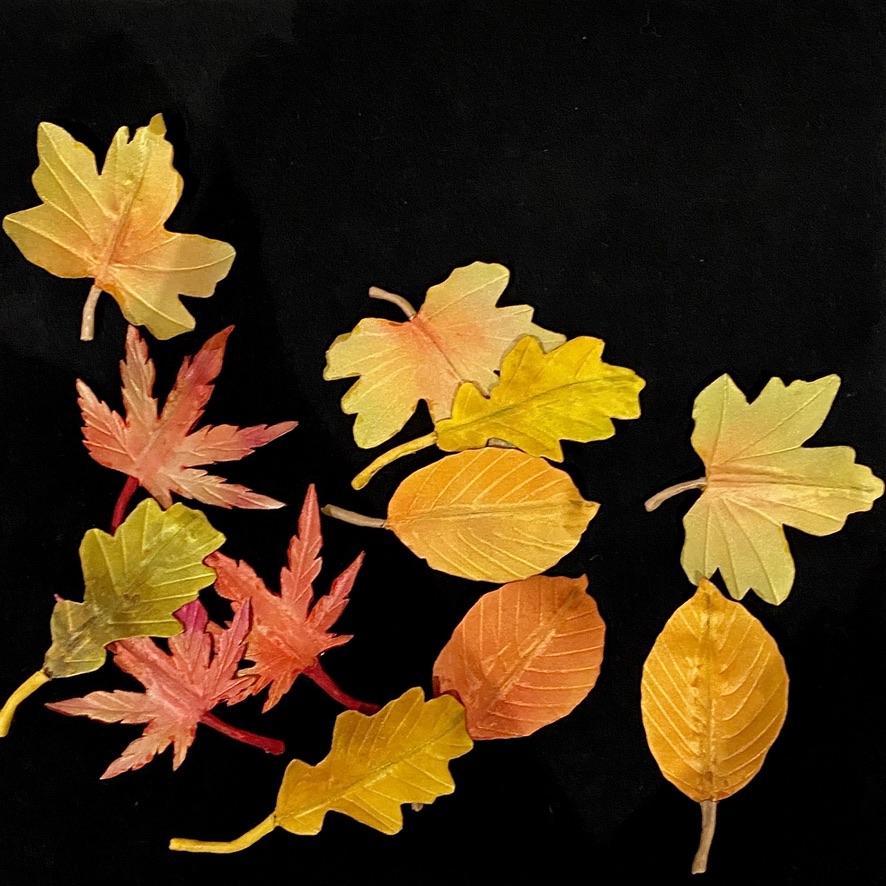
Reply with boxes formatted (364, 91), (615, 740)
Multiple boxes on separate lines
(0, 499), (224, 737)
(433, 575), (605, 739)
(324, 261), (565, 449)
(645, 374), (884, 604)
(353, 334), (645, 488)
(324, 448), (599, 582)
(170, 687), (473, 853)
(641, 578), (789, 873)
(3, 114), (235, 341)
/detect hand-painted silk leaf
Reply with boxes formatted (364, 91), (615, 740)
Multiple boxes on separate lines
(170, 687), (472, 853)
(3, 114), (235, 340)
(77, 325), (296, 510)
(48, 600), (283, 778)
(640, 579), (789, 873)
(433, 575), (605, 739)
(646, 375), (883, 604)
(324, 262), (565, 448)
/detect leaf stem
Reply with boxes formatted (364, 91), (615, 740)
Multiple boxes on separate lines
(303, 662), (380, 714)
(369, 286), (416, 318)
(0, 671), (50, 737)
(644, 477), (707, 512)
(80, 284), (102, 341)
(321, 505), (387, 530)
(169, 813), (276, 854)
(199, 712), (285, 756)
(352, 433), (438, 490)
(111, 476), (140, 533)
(692, 800), (718, 874)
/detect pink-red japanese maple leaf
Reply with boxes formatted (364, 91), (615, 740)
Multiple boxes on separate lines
(47, 600), (284, 778)
(77, 324), (297, 511)
(208, 484), (377, 714)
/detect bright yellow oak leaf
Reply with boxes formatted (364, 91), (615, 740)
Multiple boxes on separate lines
(3, 114), (235, 341)
(324, 261), (565, 449)
(325, 448), (599, 582)
(170, 687), (473, 852)
(353, 334), (645, 488)
(641, 578), (788, 874)
(0, 498), (224, 736)
(645, 374), (884, 604)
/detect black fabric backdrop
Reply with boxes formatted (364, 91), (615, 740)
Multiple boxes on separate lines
(1, 1), (884, 883)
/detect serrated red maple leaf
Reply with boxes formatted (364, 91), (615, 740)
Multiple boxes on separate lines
(77, 325), (297, 514)
(47, 600), (284, 778)
(208, 485), (378, 714)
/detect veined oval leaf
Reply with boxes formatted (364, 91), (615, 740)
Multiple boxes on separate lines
(387, 448), (598, 582)
(433, 574), (605, 739)
(640, 578), (788, 873)
(436, 335), (645, 459)
(170, 687), (473, 852)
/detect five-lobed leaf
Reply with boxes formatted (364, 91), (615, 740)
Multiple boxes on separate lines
(48, 600), (281, 778)
(3, 114), (236, 340)
(647, 374), (884, 604)
(384, 448), (598, 582)
(437, 335), (645, 459)
(77, 324), (297, 511)
(640, 578), (789, 872)
(433, 574), (605, 739)
(44, 498), (225, 679)
(170, 687), (473, 852)
(208, 485), (365, 711)
(324, 261), (565, 449)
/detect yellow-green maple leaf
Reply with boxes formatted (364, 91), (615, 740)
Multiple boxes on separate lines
(646, 374), (884, 604)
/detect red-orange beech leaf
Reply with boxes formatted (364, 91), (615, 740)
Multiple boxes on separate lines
(433, 574), (605, 739)
(208, 485), (375, 714)
(47, 600), (284, 778)
(77, 325), (297, 510)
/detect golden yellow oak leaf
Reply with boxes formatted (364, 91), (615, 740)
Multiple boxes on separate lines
(3, 114), (235, 341)
(641, 578), (788, 873)
(0, 499), (223, 737)
(326, 448), (598, 582)
(353, 334), (645, 488)
(324, 262), (565, 449)
(170, 687), (472, 852)
(645, 374), (884, 604)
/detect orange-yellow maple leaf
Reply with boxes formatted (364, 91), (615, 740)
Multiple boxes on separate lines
(77, 325), (297, 510)
(208, 485), (374, 713)
(3, 114), (235, 341)
(48, 600), (284, 778)
(324, 262), (565, 448)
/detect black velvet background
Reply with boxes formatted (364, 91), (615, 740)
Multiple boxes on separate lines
(1, 1), (884, 883)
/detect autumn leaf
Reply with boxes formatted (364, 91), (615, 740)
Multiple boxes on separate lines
(48, 599), (284, 777)
(208, 485), (376, 714)
(433, 575), (605, 739)
(641, 579), (788, 873)
(645, 375), (884, 604)
(324, 448), (599, 582)
(324, 261), (565, 449)
(354, 334), (645, 488)
(77, 324), (297, 516)
(0, 499), (223, 736)
(3, 114), (235, 341)
(170, 687), (472, 852)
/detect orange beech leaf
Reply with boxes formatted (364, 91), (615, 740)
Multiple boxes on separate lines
(433, 575), (605, 739)
(208, 485), (376, 714)
(77, 325), (297, 514)
(47, 600), (284, 778)
(324, 262), (565, 448)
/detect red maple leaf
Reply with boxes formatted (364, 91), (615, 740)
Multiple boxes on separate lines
(47, 600), (284, 778)
(208, 485), (378, 714)
(77, 325), (297, 515)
